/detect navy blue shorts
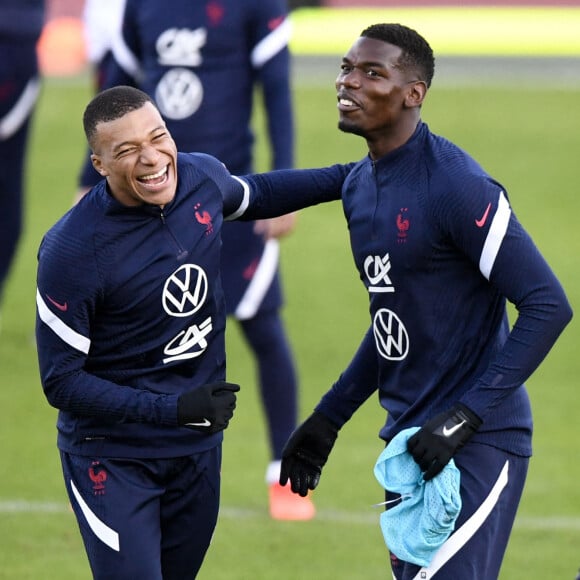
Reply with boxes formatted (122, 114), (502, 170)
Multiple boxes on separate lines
(61, 446), (221, 580)
(389, 442), (529, 579)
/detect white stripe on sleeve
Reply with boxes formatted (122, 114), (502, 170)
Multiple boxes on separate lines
(36, 289), (91, 354)
(225, 176), (251, 221)
(251, 18), (292, 68)
(479, 191), (511, 280)
(70, 479), (120, 551)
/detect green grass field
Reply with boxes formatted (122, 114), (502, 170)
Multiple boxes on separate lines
(0, 64), (579, 578)
(290, 6), (580, 56)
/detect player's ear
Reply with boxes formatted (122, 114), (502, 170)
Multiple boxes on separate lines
(91, 154), (108, 177)
(404, 80), (427, 109)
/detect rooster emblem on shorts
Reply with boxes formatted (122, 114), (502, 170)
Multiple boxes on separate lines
(396, 208), (410, 243)
(89, 462), (107, 495)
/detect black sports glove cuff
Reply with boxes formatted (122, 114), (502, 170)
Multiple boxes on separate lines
(452, 403), (482, 432)
(177, 388), (212, 426)
(407, 403), (482, 481)
(177, 381), (240, 434)
(298, 417), (338, 468)
(425, 403), (482, 441)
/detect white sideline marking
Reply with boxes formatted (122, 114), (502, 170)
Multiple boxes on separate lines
(1, 500), (580, 531)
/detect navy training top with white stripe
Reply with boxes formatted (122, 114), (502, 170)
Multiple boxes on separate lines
(249, 121), (572, 458)
(36, 153), (349, 458)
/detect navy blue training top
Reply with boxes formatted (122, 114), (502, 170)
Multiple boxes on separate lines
(36, 153), (349, 458)
(296, 122), (572, 457)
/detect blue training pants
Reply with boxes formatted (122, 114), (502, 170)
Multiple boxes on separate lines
(389, 442), (529, 580)
(61, 446), (221, 579)
(0, 38), (40, 297)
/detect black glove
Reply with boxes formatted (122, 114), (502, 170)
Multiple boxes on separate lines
(279, 411), (339, 497)
(177, 381), (240, 434)
(407, 403), (482, 481)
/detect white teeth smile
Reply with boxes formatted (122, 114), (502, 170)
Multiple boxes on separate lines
(339, 98), (355, 106)
(140, 166), (167, 181)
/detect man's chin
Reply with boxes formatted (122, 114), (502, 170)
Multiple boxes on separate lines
(338, 120), (365, 138)
(142, 189), (175, 207)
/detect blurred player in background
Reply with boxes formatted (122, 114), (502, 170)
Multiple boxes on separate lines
(81, 0), (125, 94)
(0, 0), (44, 322)
(77, 0), (313, 521)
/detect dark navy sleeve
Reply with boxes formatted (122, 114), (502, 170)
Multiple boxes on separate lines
(250, 0), (294, 170)
(435, 177), (573, 420)
(314, 327), (379, 428)
(35, 208), (178, 426)
(225, 164), (354, 220)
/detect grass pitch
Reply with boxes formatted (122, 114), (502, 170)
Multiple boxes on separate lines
(290, 6), (580, 56)
(0, 60), (578, 578)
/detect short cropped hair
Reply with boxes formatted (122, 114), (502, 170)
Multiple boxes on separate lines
(83, 86), (156, 147)
(361, 23), (435, 88)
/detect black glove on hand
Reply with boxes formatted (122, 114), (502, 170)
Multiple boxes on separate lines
(407, 403), (482, 481)
(177, 381), (240, 434)
(279, 411), (339, 497)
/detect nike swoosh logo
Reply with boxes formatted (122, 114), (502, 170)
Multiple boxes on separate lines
(442, 420), (466, 437)
(185, 418), (211, 428)
(46, 295), (68, 312)
(475, 202), (492, 228)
